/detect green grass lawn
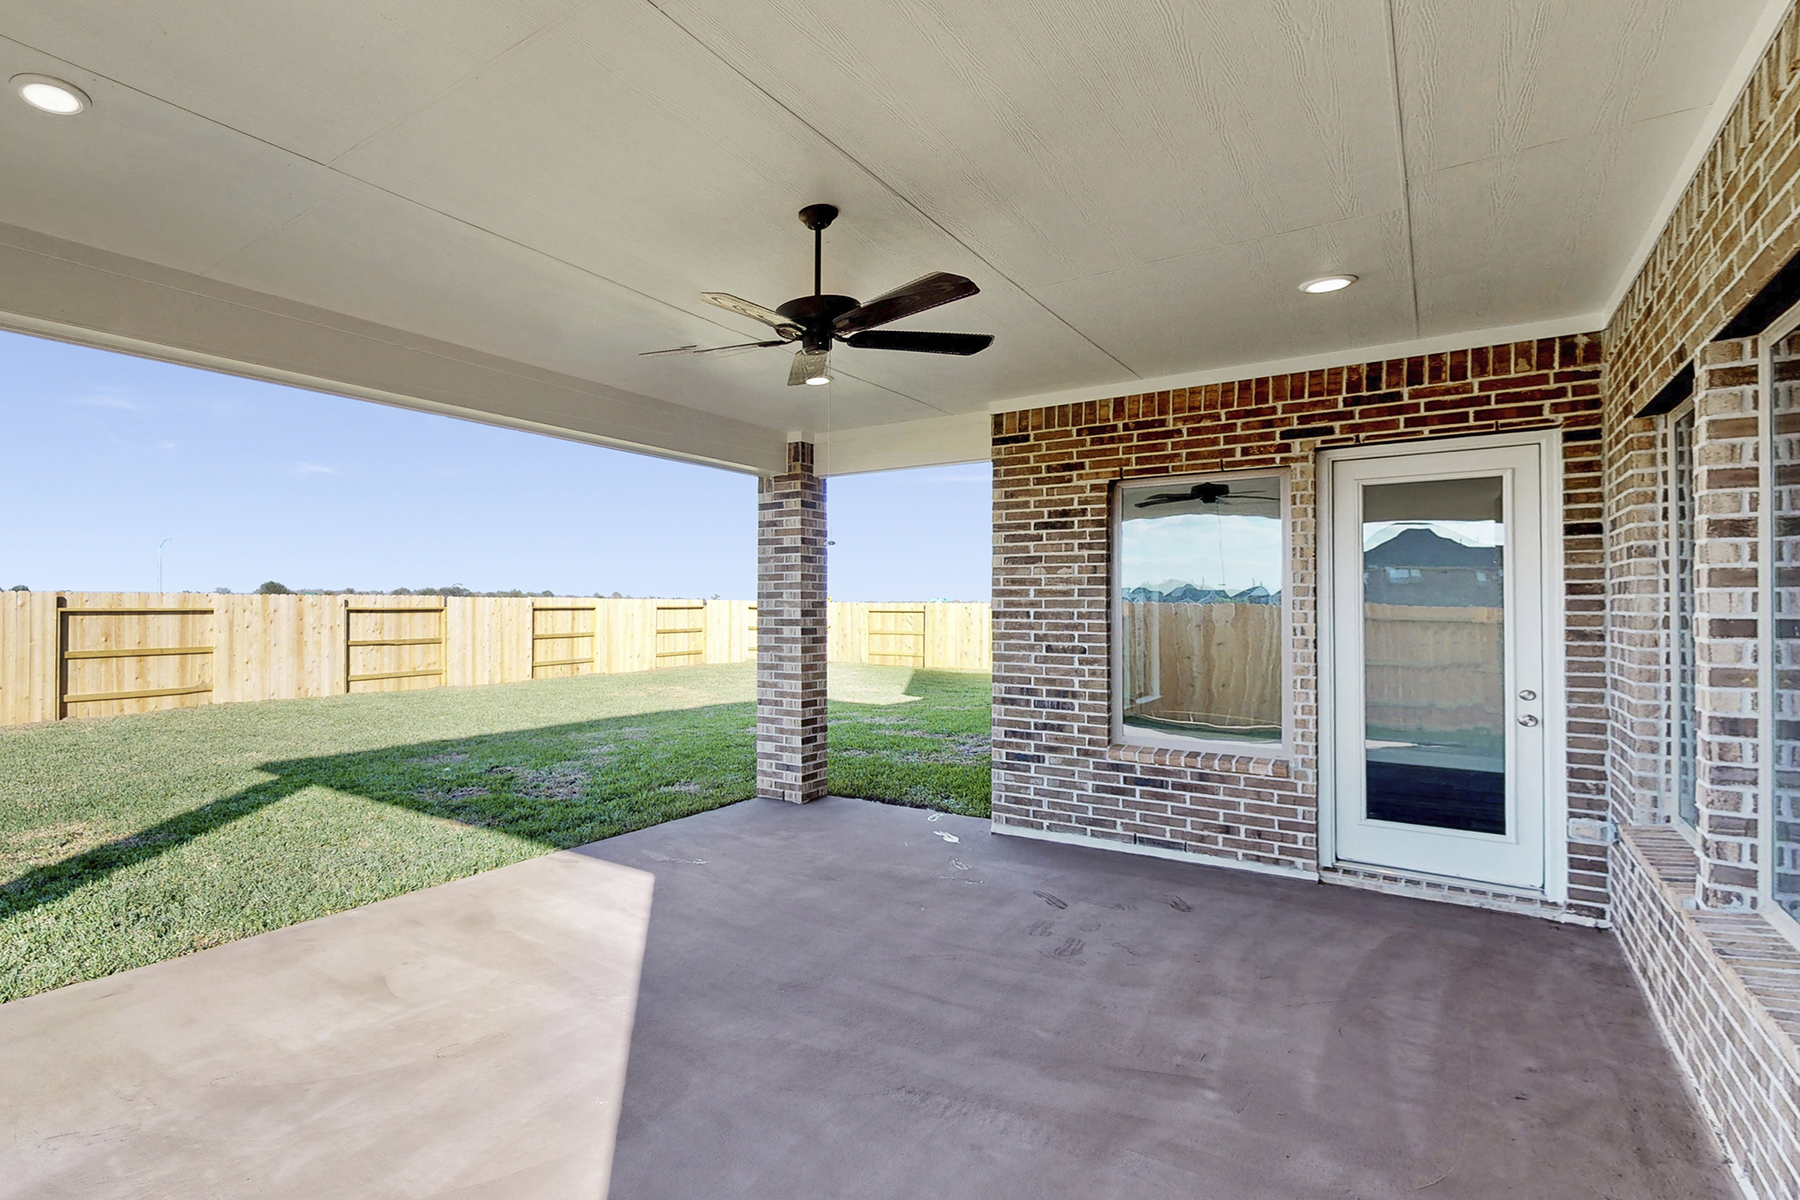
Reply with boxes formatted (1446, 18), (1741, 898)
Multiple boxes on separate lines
(0, 662), (989, 1002)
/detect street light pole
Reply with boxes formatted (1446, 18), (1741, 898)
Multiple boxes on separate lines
(158, 538), (172, 594)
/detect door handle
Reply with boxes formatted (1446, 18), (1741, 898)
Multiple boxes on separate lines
(1518, 714), (1540, 728)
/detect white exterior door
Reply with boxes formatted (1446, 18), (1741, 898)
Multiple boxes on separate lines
(1326, 440), (1552, 890)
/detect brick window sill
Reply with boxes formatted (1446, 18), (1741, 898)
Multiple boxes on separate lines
(1622, 826), (1800, 1056)
(1105, 742), (1291, 778)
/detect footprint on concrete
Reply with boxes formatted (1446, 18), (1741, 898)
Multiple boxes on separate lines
(1033, 890), (1068, 909)
(1050, 937), (1084, 958)
(949, 858), (971, 871)
(1027, 920), (1056, 937)
(1166, 895), (1194, 912)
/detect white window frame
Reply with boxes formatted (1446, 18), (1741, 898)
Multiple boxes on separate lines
(1758, 301), (1800, 949)
(1109, 467), (1293, 759)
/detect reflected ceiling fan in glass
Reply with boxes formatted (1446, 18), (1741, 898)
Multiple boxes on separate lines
(1133, 482), (1279, 509)
(640, 204), (995, 385)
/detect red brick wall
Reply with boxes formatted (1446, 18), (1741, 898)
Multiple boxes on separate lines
(1589, 9), (1800, 1188)
(991, 335), (1606, 917)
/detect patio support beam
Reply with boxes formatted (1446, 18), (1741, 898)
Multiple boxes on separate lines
(756, 441), (828, 803)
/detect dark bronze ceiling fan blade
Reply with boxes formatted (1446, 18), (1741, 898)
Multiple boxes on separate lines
(699, 293), (803, 339)
(832, 272), (978, 335)
(842, 330), (994, 356)
(694, 339), (788, 354)
(640, 339), (787, 357)
(788, 347), (829, 386)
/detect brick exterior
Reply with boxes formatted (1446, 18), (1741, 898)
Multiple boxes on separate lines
(1602, 404), (1674, 833)
(990, 335), (1606, 918)
(1694, 340), (1769, 910)
(756, 441), (827, 804)
(1541, 6), (1800, 1189)
(1612, 828), (1800, 1200)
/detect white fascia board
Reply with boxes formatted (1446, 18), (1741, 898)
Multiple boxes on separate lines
(811, 410), (990, 476)
(984, 315), (1608, 416)
(0, 223), (787, 475)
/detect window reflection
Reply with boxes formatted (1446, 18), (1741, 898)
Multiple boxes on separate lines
(1118, 475), (1283, 744)
(1362, 477), (1507, 834)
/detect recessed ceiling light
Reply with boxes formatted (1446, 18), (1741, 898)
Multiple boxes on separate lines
(12, 74), (90, 115)
(803, 373), (831, 386)
(1300, 274), (1357, 294)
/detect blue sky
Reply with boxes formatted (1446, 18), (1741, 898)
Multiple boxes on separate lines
(0, 331), (991, 600)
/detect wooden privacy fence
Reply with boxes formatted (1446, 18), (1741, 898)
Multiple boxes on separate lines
(1119, 600), (1506, 738)
(827, 601), (989, 670)
(0, 593), (989, 726)
(1121, 601), (1283, 733)
(1363, 602), (1505, 734)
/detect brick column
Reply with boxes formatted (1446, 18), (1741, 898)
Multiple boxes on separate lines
(1692, 340), (1764, 909)
(757, 441), (828, 803)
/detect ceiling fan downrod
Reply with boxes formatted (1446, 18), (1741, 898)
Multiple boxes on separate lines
(799, 203), (837, 299)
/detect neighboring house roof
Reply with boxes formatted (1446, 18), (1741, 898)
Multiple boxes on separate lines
(1363, 529), (1501, 570)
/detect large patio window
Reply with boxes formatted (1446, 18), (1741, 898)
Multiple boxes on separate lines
(1115, 471), (1287, 752)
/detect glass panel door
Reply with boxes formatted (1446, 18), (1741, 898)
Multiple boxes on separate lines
(1330, 441), (1548, 890)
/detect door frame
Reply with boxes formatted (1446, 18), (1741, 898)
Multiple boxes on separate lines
(1316, 430), (1569, 903)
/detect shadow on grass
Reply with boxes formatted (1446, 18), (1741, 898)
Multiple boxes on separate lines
(3, 668), (993, 923)
(0, 701), (761, 924)
(828, 668), (992, 818)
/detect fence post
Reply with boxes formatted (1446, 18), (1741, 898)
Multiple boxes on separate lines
(52, 593), (67, 721)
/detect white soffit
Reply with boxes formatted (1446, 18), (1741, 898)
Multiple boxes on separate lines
(0, 0), (1783, 473)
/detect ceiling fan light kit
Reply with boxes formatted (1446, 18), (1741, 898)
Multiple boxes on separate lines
(644, 204), (995, 384)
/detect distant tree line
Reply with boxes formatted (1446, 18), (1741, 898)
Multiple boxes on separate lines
(4, 581), (640, 598)
(247, 582), (630, 598)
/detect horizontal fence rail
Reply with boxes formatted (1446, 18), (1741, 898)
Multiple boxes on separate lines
(0, 593), (990, 726)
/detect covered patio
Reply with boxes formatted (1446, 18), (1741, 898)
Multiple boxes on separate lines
(0, 797), (1734, 1199)
(7, 0), (1800, 1193)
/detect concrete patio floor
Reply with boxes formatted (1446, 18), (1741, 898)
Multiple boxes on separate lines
(2, 797), (1736, 1199)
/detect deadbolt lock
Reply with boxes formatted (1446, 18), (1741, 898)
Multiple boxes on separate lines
(1518, 714), (1540, 727)
(1519, 689), (1537, 701)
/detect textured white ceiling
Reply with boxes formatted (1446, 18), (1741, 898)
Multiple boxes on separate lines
(0, 0), (1780, 467)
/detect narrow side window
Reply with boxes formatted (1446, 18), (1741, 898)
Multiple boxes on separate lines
(1671, 406), (1698, 832)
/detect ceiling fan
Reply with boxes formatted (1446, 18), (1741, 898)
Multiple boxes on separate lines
(1134, 482), (1279, 508)
(642, 204), (994, 386)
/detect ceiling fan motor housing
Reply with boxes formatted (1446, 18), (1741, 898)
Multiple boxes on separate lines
(777, 294), (860, 353)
